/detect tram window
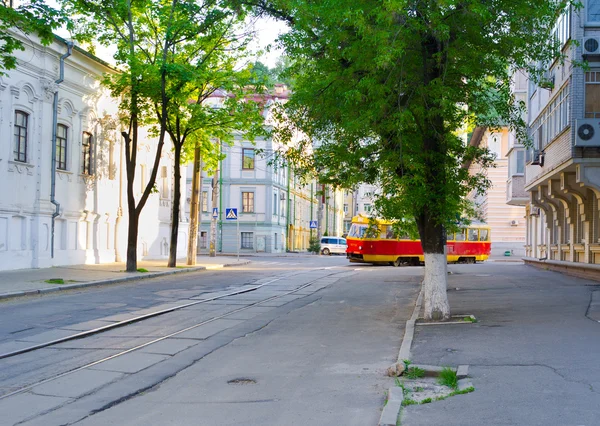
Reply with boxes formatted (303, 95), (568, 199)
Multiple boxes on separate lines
(479, 229), (489, 241)
(468, 229), (478, 241)
(348, 224), (367, 238)
(385, 226), (394, 239)
(455, 230), (466, 241)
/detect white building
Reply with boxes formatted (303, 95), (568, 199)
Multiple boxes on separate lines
(0, 33), (182, 271)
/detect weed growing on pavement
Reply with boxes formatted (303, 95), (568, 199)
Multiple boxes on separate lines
(437, 367), (458, 388)
(414, 386), (424, 392)
(421, 397), (432, 404)
(137, 268), (149, 273)
(450, 386), (475, 396)
(402, 359), (412, 370)
(45, 278), (65, 284)
(401, 398), (417, 406)
(462, 316), (477, 323)
(406, 366), (425, 379)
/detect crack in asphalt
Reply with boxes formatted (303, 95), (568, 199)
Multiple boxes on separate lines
(469, 363), (600, 394)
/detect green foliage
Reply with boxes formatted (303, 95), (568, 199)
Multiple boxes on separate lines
(405, 367), (425, 379)
(136, 268), (149, 273)
(437, 367), (458, 389)
(45, 278), (65, 284)
(308, 236), (320, 254)
(401, 398), (417, 407)
(0, 1), (68, 74)
(421, 397), (432, 404)
(265, 0), (572, 248)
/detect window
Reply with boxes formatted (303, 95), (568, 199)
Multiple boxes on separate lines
(530, 84), (569, 150)
(468, 229), (479, 241)
(588, 0), (600, 23)
(274, 233), (278, 250)
(160, 166), (168, 198)
(242, 148), (255, 169)
(479, 229), (489, 241)
(202, 191), (208, 212)
(454, 230), (466, 241)
(510, 150), (525, 176)
(273, 193), (278, 215)
(364, 204), (372, 213)
(516, 150), (525, 174)
(488, 134), (501, 158)
(14, 111), (28, 162)
(82, 132), (92, 175)
(241, 232), (253, 249)
(586, 71), (600, 118)
(242, 191), (254, 213)
(344, 203), (349, 214)
(56, 124), (68, 170)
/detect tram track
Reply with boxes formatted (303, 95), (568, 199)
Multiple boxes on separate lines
(0, 267), (346, 400)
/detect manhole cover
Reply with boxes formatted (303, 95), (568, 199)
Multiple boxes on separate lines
(227, 378), (257, 385)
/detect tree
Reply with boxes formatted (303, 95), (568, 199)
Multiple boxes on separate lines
(63, 0), (178, 272)
(136, 2), (265, 267)
(1, 0), (67, 74)
(262, 0), (568, 319)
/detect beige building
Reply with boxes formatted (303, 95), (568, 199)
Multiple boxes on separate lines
(469, 127), (527, 257)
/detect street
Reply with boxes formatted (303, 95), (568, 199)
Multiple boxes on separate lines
(2, 258), (600, 425)
(0, 256), (421, 425)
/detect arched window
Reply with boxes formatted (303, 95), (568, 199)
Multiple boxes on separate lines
(14, 111), (29, 162)
(56, 124), (68, 170)
(82, 132), (93, 175)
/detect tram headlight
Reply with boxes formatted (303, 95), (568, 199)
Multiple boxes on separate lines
(359, 245), (362, 250)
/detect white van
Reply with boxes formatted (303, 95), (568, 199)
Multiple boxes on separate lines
(320, 237), (347, 255)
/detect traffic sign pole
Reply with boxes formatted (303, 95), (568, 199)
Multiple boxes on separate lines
(237, 219), (240, 261)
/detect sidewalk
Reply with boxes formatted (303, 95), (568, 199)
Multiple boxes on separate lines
(0, 257), (250, 300)
(399, 262), (600, 426)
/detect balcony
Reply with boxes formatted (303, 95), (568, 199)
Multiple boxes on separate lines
(506, 176), (528, 206)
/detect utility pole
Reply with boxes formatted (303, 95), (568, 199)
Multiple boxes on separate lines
(317, 183), (324, 247)
(186, 147), (202, 265)
(209, 142), (220, 257)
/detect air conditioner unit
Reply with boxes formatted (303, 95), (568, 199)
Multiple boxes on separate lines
(530, 207), (541, 216)
(510, 220), (519, 226)
(531, 150), (544, 166)
(583, 37), (600, 54)
(575, 119), (600, 147)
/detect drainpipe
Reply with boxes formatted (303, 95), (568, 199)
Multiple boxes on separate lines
(309, 182), (313, 238)
(50, 41), (74, 258)
(286, 165), (291, 250)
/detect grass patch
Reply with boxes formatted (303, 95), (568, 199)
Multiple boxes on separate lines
(405, 366), (425, 379)
(450, 386), (475, 396)
(401, 398), (417, 406)
(136, 268), (149, 273)
(462, 316), (477, 323)
(437, 367), (458, 389)
(413, 386), (424, 392)
(421, 397), (432, 404)
(45, 278), (65, 284)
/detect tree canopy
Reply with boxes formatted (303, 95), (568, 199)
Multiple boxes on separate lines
(262, 0), (570, 319)
(0, 0), (67, 74)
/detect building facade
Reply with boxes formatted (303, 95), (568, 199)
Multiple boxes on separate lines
(522, 4), (600, 267)
(0, 33), (184, 271)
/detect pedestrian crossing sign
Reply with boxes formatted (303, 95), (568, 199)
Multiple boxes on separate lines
(309, 220), (318, 229)
(226, 208), (238, 220)
(212, 207), (218, 219)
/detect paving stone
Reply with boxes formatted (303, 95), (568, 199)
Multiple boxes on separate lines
(0, 392), (70, 425)
(32, 369), (124, 398)
(140, 338), (200, 355)
(17, 329), (78, 343)
(176, 319), (243, 340)
(89, 352), (170, 373)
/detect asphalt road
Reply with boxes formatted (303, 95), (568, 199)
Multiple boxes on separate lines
(0, 255), (422, 426)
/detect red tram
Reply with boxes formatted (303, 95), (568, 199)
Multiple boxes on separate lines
(346, 215), (491, 266)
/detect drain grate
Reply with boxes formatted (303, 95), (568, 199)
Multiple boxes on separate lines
(228, 378), (257, 385)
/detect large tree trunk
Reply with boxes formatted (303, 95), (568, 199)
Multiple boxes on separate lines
(168, 145), (182, 267)
(417, 212), (450, 320)
(126, 210), (139, 272)
(187, 147), (202, 265)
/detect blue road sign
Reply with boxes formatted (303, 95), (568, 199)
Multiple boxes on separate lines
(226, 208), (238, 220)
(212, 207), (219, 219)
(309, 220), (318, 229)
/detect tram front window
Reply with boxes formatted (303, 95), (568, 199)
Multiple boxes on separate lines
(348, 224), (367, 238)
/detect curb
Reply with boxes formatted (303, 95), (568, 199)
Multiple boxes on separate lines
(0, 260), (251, 302)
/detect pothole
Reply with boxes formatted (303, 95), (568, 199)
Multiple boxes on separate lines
(227, 378), (257, 385)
